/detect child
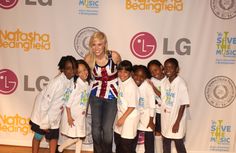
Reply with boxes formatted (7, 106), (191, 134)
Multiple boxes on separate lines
(30, 55), (77, 153)
(147, 60), (166, 153)
(114, 60), (140, 153)
(58, 59), (92, 153)
(133, 65), (156, 153)
(161, 58), (190, 153)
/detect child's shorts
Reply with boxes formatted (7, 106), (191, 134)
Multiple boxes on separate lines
(29, 120), (59, 140)
(155, 113), (161, 133)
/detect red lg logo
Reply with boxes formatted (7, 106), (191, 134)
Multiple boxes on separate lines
(130, 32), (157, 59)
(0, 0), (18, 9)
(0, 69), (18, 94)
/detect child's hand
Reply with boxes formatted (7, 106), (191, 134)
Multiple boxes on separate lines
(67, 116), (75, 127)
(60, 106), (64, 113)
(116, 117), (125, 127)
(172, 122), (180, 133)
(147, 120), (155, 131)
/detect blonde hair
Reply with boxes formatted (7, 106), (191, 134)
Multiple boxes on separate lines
(88, 31), (109, 70)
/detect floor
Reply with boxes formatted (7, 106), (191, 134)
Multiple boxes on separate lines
(0, 145), (92, 153)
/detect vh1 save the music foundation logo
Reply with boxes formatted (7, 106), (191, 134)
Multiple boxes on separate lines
(215, 32), (236, 64)
(210, 120), (232, 152)
(78, 0), (99, 15)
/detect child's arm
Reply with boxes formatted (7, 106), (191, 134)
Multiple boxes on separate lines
(146, 83), (156, 131)
(116, 107), (135, 127)
(66, 107), (75, 127)
(147, 117), (155, 131)
(65, 87), (77, 127)
(40, 83), (58, 130)
(172, 105), (186, 133)
(147, 79), (161, 97)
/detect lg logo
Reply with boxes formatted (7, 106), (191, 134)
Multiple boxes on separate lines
(130, 32), (157, 59)
(130, 32), (191, 59)
(0, 69), (18, 95)
(0, 68), (50, 95)
(163, 38), (191, 55)
(0, 0), (18, 9)
(24, 75), (49, 92)
(0, 0), (52, 8)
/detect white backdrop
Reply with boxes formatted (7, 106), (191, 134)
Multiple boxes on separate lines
(0, 0), (236, 152)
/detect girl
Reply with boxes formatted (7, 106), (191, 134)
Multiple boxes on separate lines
(147, 60), (166, 153)
(30, 55), (77, 153)
(58, 59), (92, 153)
(114, 60), (140, 153)
(84, 31), (121, 153)
(161, 58), (190, 153)
(133, 65), (156, 153)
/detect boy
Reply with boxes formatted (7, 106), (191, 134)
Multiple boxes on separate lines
(161, 58), (190, 153)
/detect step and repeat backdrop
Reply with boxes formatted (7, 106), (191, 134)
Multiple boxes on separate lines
(0, 0), (236, 152)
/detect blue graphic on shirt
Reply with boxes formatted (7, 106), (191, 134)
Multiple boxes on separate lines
(80, 90), (89, 107)
(138, 97), (144, 108)
(117, 91), (123, 105)
(62, 88), (73, 102)
(165, 89), (175, 107)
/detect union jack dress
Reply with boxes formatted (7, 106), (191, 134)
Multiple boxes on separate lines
(90, 51), (118, 100)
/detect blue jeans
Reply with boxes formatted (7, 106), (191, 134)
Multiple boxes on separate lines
(90, 96), (117, 153)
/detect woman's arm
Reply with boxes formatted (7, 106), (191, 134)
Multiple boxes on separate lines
(111, 51), (121, 64)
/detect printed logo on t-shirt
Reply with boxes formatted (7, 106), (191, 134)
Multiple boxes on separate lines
(80, 90), (89, 107)
(62, 88), (73, 102)
(117, 91), (123, 105)
(165, 89), (175, 107)
(138, 97), (144, 108)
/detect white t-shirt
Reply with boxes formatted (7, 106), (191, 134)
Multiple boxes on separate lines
(114, 77), (140, 139)
(30, 73), (73, 129)
(60, 78), (90, 138)
(137, 80), (156, 132)
(161, 76), (190, 139)
(151, 77), (166, 114)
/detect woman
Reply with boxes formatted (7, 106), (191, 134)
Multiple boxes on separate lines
(84, 31), (121, 153)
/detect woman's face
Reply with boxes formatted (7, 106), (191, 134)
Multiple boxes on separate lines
(91, 38), (106, 57)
